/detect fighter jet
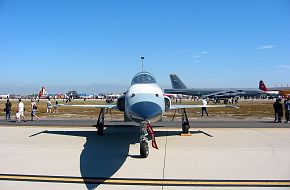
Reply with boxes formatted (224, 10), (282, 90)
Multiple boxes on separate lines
(164, 74), (262, 98)
(58, 71), (237, 158)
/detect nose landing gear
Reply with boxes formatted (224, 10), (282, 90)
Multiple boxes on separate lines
(139, 122), (158, 158)
(140, 123), (149, 158)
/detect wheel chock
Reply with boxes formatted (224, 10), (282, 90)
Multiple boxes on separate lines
(180, 133), (192, 136)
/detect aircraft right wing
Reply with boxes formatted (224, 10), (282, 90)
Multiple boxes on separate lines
(170, 104), (239, 110)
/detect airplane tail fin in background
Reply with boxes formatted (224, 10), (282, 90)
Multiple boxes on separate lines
(170, 74), (187, 89)
(39, 86), (47, 98)
(259, 80), (268, 91)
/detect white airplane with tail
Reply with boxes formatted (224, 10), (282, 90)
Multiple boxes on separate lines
(38, 86), (48, 99)
(57, 59), (238, 158)
(259, 80), (279, 95)
(0, 94), (9, 99)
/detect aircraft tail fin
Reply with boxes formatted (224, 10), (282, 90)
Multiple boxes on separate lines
(39, 86), (47, 97)
(259, 80), (268, 91)
(170, 74), (187, 89)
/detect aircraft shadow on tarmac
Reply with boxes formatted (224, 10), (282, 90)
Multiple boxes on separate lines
(31, 124), (213, 190)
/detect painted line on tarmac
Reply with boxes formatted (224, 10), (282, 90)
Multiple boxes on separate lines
(0, 174), (289, 187)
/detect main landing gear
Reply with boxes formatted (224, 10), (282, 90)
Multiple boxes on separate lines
(172, 109), (191, 135)
(96, 108), (105, 136)
(181, 108), (190, 134)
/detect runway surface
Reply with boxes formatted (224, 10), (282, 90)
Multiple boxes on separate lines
(0, 119), (290, 189)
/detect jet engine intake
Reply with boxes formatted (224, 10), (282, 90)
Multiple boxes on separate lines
(164, 96), (171, 111)
(117, 95), (125, 112)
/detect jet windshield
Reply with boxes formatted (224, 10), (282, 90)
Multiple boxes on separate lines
(131, 72), (157, 85)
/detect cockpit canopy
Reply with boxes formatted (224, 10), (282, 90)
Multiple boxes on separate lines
(131, 72), (157, 85)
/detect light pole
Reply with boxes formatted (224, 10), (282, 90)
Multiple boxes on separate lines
(141, 56), (144, 71)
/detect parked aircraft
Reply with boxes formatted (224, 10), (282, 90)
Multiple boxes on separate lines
(0, 94), (9, 99)
(79, 93), (94, 99)
(106, 93), (122, 99)
(163, 93), (177, 99)
(38, 86), (48, 99)
(259, 80), (290, 97)
(164, 74), (262, 98)
(67, 90), (79, 99)
(58, 70), (237, 158)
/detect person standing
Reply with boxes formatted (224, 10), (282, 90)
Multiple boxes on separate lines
(284, 98), (290, 123)
(273, 98), (283, 123)
(31, 99), (39, 121)
(53, 100), (59, 113)
(47, 98), (52, 113)
(5, 99), (12, 120)
(18, 99), (26, 122)
(228, 98), (232, 104)
(201, 98), (209, 116)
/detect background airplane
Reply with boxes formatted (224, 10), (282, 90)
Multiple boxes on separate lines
(57, 67), (237, 158)
(163, 93), (177, 99)
(38, 86), (48, 99)
(0, 94), (9, 99)
(164, 74), (262, 99)
(79, 93), (94, 99)
(259, 80), (290, 97)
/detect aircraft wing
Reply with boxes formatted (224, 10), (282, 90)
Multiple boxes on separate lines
(204, 90), (245, 98)
(170, 104), (239, 110)
(56, 104), (117, 109)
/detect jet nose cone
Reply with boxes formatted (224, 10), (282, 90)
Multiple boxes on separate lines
(130, 101), (162, 121)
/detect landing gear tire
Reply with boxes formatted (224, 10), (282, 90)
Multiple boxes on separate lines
(181, 108), (190, 134)
(182, 124), (189, 134)
(140, 141), (149, 158)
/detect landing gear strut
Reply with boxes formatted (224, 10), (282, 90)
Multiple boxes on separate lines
(181, 108), (190, 134)
(140, 123), (149, 158)
(96, 108), (105, 136)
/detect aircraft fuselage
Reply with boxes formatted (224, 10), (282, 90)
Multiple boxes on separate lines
(124, 72), (165, 124)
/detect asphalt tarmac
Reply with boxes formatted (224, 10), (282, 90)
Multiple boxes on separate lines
(0, 119), (289, 190)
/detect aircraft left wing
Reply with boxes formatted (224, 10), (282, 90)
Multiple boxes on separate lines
(170, 104), (239, 110)
(56, 104), (117, 109)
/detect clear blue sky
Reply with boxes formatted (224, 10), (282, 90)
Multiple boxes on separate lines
(0, 0), (289, 94)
